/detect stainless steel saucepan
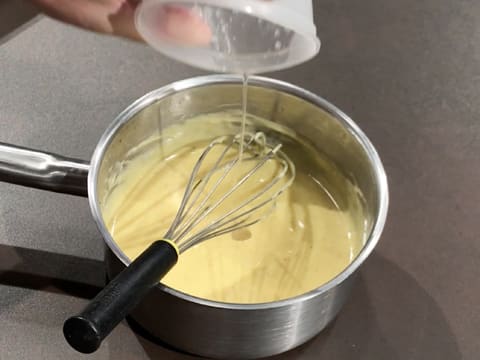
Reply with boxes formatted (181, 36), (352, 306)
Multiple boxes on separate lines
(0, 75), (388, 359)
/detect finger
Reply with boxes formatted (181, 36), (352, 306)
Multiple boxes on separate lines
(154, 5), (212, 46)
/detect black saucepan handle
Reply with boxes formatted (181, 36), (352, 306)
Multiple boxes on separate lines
(63, 240), (178, 354)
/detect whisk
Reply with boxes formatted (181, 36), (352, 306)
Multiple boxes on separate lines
(63, 131), (295, 354)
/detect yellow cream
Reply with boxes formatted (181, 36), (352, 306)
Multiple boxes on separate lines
(103, 113), (366, 304)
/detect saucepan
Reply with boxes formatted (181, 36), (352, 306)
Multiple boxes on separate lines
(0, 75), (388, 359)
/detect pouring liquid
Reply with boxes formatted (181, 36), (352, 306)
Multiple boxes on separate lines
(239, 73), (248, 158)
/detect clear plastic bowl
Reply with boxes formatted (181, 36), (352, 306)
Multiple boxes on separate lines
(135, 0), (321, 73)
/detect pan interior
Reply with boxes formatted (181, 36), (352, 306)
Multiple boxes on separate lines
(97, 107), (369, 304)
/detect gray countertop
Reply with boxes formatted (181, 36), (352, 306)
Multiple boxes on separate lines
(0, 0), (479, 359)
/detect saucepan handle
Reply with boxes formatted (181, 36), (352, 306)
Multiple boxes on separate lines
(0, 142), (90, 197)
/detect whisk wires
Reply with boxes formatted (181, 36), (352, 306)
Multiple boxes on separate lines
(164, 131), (295, 252)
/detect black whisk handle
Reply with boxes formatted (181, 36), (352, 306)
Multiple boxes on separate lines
(63, 240), (178, 354)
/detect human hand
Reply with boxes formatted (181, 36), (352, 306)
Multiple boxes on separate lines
(29, 0), (212, 44)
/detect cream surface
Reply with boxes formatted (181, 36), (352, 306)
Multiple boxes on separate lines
(103, 113), (365, 304)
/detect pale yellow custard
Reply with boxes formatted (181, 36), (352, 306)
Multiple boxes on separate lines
(102, 113), (366, 304)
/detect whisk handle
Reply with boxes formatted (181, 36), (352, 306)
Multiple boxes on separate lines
(63, 240), (178, 354)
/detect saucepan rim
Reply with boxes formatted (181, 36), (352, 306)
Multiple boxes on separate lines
(88, 74), (389, 310)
